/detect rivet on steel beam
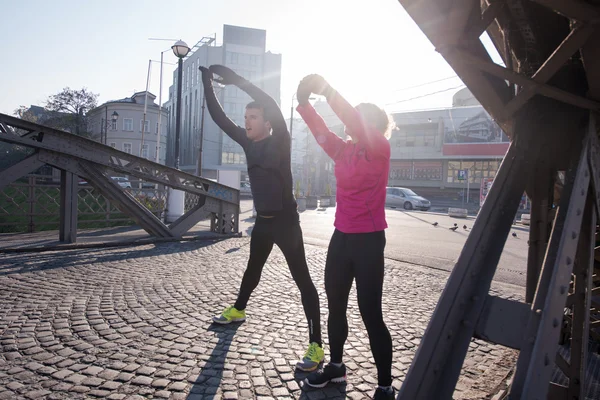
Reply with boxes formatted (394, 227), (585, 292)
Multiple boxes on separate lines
(577, 209), (582, 216)
(560, 286), (567, 295)
(566, 257), (572, 266)
(472, 296), (480, 302)
(544, 354), (550, 366)
(582, 189), (585, 196)
(572, 232), (577, 239)
(553, 318), (559, 328)
(585, 170), (589, 178)
(462, 320), (473, 327)
(529, 336), (536, 344)
(447, 330), (453, 339)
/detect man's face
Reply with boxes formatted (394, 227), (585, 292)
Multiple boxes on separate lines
(244, 107), (271, 141)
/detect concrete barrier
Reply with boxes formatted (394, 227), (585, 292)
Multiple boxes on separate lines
(448, 207), (468, 218)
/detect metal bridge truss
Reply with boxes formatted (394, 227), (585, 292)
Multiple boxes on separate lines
(0, 113), (240, 243)
(396, 0), (600, 398)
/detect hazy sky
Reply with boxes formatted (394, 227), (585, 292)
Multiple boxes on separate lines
(0, 0), (500, 116)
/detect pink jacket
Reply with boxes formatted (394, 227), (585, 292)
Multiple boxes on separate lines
(297, 94), (390, 234)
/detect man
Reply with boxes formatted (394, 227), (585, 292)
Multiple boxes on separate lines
(200, 64), (323, 371)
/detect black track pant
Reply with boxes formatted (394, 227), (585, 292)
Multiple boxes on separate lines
(234, 213), (321, 345)
(325, 229), (392, 387)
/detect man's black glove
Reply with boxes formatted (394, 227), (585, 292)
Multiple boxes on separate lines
(199, 66), (212, 84)
(209, 64), (244, 86)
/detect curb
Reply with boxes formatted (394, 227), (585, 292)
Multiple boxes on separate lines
(0, 232), (243, 254)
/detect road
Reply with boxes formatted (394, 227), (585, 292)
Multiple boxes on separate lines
(238, 199), (529, 287)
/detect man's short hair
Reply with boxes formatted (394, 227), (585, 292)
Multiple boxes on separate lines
(246, 101), (273, 123)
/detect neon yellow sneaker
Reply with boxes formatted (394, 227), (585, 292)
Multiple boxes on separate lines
(212, 306), (246, 324)
(296, 342), (324, 371)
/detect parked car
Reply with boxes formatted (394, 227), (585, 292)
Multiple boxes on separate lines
(385, 187), (431, 211)
(111, 176), (132, 188)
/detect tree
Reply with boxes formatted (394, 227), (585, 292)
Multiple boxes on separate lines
(45, 87), (99, 136)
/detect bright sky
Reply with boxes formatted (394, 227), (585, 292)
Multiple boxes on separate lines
(0, 0), (500, 117)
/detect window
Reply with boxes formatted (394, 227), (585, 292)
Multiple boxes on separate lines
(140, 119), (149, 133)
(142, 144), (149, 159)
(155, 122), (159, 134)
(226, 51), (239, 64)
(111, 120), (117, 130)
(191, 62), (195, 86)
(123, 118), (133, 132)
(109, 142), (116, 148)
(123, 143), (132, 154)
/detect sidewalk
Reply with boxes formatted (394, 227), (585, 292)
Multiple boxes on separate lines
(0, 237), (521, 399)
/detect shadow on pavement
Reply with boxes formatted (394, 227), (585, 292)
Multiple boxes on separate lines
(0, 239), (227, 276)
(187, 322), (241, 399)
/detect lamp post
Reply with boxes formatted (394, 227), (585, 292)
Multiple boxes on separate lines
(171, 40), (190, 169)
(166, 40), (190, 223)
(101, 109), (119, 144)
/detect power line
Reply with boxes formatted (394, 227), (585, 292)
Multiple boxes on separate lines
(388, 76), (461, 93)
(385, 85), (466, 107)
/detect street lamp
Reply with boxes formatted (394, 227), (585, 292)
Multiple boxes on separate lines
(171, 40), (190, 170)
(166, 39), (190, 224)
(101, 108), (119, 144)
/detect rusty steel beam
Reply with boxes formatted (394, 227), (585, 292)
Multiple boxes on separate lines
(443, 47), (600, 113)
(530, 0), (600, 22)
(567, 191), (595, 399)
(0, 153), (45, 191)
(398, 0), (514, 135)
(59, 170), (78, 243)
(470, 0), (506, 37)
(503, 22), (598, 119)
(78, 162), (174, 238)
(510, 129), (591, 398)
(0, 113), (239, 206)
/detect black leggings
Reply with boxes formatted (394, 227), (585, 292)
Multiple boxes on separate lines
(234, 214), (321, 345)
(325, 229), (392, 387)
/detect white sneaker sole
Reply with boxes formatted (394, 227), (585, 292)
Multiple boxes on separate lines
(212, 316), (246, 324)
(304, 375), (346, 388)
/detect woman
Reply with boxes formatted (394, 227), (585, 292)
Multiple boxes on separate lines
(295, 74), (394, 400)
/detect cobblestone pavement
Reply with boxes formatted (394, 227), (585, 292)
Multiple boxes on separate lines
(0, 238), (522, 399)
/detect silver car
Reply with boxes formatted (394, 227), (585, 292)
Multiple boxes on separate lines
(111, 176), (132, 189)
(386, 187), (431, 211)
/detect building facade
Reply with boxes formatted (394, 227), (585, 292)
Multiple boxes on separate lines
(88, 92), (168, 164)
(164, 24), (282, 179)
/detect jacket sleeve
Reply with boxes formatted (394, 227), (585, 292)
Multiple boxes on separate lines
(296, 103), (345, 160)
(202, 73), (249, 148)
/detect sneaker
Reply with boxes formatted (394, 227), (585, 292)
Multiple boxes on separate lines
(373, 387), (395, 400)
(296, 342), (325, 372)
(212, 306), (246, 324)
(304, 363), (346, 388)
